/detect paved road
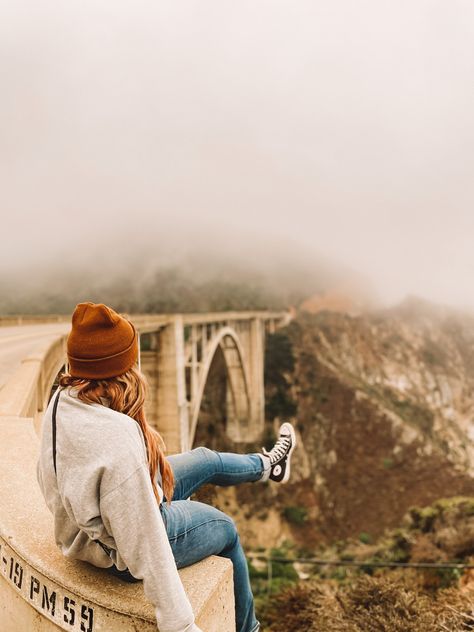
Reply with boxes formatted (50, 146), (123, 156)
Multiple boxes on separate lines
(0, 323), (70, 391)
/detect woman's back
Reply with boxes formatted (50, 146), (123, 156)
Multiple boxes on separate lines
(36, 385), (160, 569)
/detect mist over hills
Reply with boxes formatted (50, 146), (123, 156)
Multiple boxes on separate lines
(0, 242), (378, 315)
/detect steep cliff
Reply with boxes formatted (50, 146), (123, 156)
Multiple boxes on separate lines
(193, 295), (474, 547)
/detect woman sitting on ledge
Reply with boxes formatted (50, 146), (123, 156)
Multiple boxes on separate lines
(36, 302), (296, 632)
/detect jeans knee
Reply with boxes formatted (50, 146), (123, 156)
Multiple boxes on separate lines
(194, 446), (212, 457)
(221, 515), (239, 551)
(194, 446), (220, 470)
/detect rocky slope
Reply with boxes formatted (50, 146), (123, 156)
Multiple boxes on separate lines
(193, 295), (474, 548)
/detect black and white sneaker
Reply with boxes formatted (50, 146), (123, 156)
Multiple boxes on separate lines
(260, 422), (296, 483)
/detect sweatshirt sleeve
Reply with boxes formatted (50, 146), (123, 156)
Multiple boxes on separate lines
(99, 463), (203, 632)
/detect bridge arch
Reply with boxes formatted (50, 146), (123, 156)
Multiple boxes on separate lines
(187, 325), (251, 447)
(147, 312), (290, 453)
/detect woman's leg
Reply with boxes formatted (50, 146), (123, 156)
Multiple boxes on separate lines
(160, 499), (260, 632)
(166, 446), (270, 501)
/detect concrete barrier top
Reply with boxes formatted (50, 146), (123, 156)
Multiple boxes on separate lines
(0, 415), (234, 631)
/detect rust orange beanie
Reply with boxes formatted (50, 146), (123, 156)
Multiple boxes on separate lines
(67, 302), (138, 379)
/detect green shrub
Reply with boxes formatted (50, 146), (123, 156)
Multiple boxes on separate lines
(270, 560), (299, 581)
(359, 532), (372, 544)
(386, 529), (412, 563)
(432, 565), (463, 589)
(390, 398), (434, 436)
(408, 505), (438, 533)
(283, 506), (309, 526)
(247, 559), (266, 580)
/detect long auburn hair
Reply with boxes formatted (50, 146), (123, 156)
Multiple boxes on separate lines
(58, 365), (175, 505)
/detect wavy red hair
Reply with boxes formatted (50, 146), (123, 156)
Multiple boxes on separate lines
(58, 365), (175, 505)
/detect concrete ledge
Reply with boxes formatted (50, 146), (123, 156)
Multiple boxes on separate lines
(0, 330), (69, 420)
(0, 316), (70, 327)
(0, 416), (235, 631)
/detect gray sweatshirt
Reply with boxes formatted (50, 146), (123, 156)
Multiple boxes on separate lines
(36, 384), (202, 632)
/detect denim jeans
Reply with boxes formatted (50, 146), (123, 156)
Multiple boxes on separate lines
(160, 446), (268, 632)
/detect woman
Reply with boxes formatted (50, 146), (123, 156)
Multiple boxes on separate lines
(36, 302), (296, 632)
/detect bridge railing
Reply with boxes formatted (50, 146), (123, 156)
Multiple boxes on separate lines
(0, 333), (66, 425)
(0, 314), (70, 327)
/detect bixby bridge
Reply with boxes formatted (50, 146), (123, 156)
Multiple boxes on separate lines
(0, 310), (291, 452)
(0, 309), (291, 631)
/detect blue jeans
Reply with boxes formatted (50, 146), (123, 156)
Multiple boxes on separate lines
(160, 447), (267, 632)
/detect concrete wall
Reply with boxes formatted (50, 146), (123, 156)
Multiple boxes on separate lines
(0, 415), (235, 632)
(0, 576), (63, 632)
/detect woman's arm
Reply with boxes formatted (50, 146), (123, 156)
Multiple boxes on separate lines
(100, 463), (203, 632)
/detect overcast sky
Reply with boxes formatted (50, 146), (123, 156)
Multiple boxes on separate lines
(1, 1), (473, 311)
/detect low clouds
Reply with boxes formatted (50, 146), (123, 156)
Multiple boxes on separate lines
(1, 1), (473, 311)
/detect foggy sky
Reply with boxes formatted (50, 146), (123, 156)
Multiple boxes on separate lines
(1, 1), (474, 311)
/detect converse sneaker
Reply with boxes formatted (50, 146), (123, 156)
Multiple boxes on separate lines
(260, 422), (296, 483)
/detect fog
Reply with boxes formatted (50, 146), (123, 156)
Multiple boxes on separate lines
(1, 1), (474, 312)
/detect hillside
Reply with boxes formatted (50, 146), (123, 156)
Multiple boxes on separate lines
(194, 295), (474, 547)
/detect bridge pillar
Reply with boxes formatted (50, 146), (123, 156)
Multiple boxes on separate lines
(247, 317), (265, 438)
(155, 317), (190, 455)
(223, 317), (265, 443)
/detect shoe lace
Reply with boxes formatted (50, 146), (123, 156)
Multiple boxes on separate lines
(262, 434), (291, 465)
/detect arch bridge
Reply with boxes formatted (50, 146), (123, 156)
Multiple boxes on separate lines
(118, 311), (291, 453)
(0, 309), (291, 453)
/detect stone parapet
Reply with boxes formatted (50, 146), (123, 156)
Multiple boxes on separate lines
(0, 415), (235, 631)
